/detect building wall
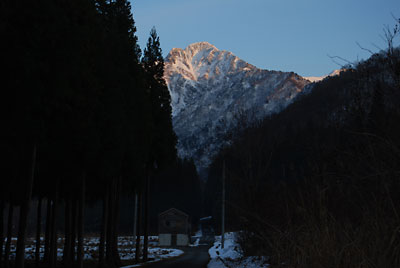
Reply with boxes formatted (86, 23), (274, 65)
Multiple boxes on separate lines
(159, 214), (188, 234)
(159, 208), (190, 247)
(159, 233), (171, 246)
(177, 234), (189, 246)
(158, 233), (189, 246)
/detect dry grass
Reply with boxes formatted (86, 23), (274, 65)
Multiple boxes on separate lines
(238, 179), (400, 268)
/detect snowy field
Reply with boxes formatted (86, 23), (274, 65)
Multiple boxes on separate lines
(1, 236), (183, 263)
(207, 232), (269, 268)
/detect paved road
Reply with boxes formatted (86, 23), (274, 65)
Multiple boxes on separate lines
(144, 246), (210, 268)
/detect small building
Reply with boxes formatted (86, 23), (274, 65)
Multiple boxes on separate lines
(158, 208), (189, 246)
(199, 216), (214, 236)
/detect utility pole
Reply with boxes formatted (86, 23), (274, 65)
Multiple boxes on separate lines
(221, 159), (225, 249)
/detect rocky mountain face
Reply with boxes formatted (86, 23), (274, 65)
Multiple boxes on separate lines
(164, 42), (311, 178)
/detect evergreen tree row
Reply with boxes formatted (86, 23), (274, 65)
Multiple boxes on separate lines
(0, 1), (177, 267)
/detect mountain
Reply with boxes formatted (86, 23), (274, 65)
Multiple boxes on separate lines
(305, 69), (344, 83)
(164, 42), (311, 177)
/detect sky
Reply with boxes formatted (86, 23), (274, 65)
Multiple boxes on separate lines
(131, 0), (400, 77)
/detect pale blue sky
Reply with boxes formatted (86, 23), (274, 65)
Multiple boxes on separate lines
(131, 0), (399, 77)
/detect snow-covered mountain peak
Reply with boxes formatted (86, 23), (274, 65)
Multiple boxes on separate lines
(166, 42), (255, 85)
(165, 42), (311, 177)
(185, 41), (218, 55)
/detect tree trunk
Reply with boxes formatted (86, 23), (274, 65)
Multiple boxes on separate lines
(70, 199), (77, 264)
(15, 143), (37, 268)
(35, 198), (42, 267)
(135, 192), (142, 263)
(63, 198), (72, 267)
(99, 188), (109, 267)
(143, 172), (150, 262)
(77, 174), (86, 268)
(43, 198), (52, 264)
(112, 177), (121, 267)
(133, 193), (138, 253)
(0, 199), (5, 264)
(49, 184), (59, 268)
(4, 204), (14, 268)
(105, 180), (114, 267)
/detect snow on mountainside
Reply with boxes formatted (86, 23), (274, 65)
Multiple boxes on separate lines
(305, 69), (344, 83)
(165, 42), (311, 177)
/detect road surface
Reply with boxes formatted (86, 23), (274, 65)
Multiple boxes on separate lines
(143, 245), (210, 268)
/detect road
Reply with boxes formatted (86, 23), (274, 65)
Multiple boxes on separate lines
(143, 245), (210, 268)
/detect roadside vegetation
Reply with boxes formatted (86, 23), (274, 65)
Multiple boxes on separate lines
(205, 18), (400, 268)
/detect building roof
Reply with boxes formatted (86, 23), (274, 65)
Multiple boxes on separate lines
(159, 208), (189, 219)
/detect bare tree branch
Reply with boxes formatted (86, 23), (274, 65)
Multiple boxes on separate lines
(356, 42), (375, 55)
(327, 54), (355, 68)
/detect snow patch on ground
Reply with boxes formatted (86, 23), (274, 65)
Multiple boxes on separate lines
(207, 232), (269, 268)
(2, 235), (183, 265)
(119, 247), (184, 261)
(189, 229), (208, 247)
(120, 248), (184, 267)
(190, 237), (201, 247)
